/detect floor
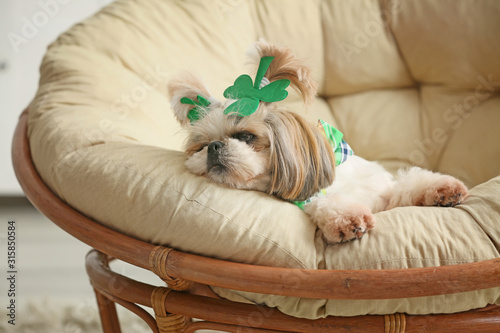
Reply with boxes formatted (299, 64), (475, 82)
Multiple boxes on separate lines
(0, 197), (216, 333)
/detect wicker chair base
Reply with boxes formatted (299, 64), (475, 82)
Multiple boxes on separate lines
(87, 250), (500, 333)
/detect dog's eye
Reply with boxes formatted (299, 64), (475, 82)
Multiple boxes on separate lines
(188, 143), (207, 154)
(233, 131), (255, 144)
(196, 145), (207, 152)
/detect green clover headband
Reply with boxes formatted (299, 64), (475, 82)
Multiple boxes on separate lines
(180, 95), (211, 123)
(181, 56), (290, 124)
(223, 56), (290, 116)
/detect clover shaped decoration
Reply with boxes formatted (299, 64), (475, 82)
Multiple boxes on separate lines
(180, 95), (211, 124)
(223, 56), (291, 117)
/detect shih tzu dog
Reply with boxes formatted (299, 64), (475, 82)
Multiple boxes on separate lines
(168, 41), (469, 244)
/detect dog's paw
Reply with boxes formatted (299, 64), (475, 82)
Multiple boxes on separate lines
(320, 207), (375, 244)
(388, 168), (469, 209)
(417, 177), (469, 207)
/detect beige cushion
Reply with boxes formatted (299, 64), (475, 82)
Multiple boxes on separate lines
(28, 0), (500, 318)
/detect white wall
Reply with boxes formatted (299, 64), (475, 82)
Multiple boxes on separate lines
(1, 0), (114, 195)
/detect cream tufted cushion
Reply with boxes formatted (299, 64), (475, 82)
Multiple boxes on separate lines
(28, 0), (500, 318)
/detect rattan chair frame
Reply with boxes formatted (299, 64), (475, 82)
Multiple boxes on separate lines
(13, 109), (500, 332)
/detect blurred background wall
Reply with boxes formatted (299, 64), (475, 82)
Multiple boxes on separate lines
(1, 0), (114, 195)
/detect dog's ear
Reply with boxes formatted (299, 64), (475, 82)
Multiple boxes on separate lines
(250, 40), (318, 107)
(168, 71), (220, 126)
(266, 110), (335, 201)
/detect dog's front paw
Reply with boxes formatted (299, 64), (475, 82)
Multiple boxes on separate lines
(418, 177), (469, 207)
(320, 207), (375, 244)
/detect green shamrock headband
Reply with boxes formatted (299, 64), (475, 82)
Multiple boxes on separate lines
(180, 95), (211, 123)
(181, 56), (291, 124)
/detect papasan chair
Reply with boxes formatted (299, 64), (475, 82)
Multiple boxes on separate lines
(12, 0), (500, 332)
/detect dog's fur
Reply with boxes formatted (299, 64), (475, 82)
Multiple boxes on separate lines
(168, 41), (469, 244)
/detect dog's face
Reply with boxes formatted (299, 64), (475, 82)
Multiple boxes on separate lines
(168, 41), (335, 201)
(183, 105), (273, 193)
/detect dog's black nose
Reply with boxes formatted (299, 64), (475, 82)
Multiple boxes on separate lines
(207, 141), (225, 171)
(208, 141), (224, 154)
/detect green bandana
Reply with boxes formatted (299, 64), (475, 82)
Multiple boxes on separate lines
(292, 120), (354, 210)
(317, 119), (353, 166)
(292, 189), (328, 211)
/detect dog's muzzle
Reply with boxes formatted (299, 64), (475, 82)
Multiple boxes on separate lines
(207, 141), (225, 171)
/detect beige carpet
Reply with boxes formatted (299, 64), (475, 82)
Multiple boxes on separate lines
(0, 299), (150, 333)
(0, 197), (151, 332)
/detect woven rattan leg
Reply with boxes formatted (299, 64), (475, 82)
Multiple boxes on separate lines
(151, 287), (188, 333)
(94, 287), (122, 333)
(384, 313), (406, 333)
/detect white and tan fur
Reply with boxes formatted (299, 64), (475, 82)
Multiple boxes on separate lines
(168, 41), (468, 244)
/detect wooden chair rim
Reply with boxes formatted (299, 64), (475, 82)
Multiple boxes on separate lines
(86, 250), (500, 333)
(12, 108), (500, 300)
